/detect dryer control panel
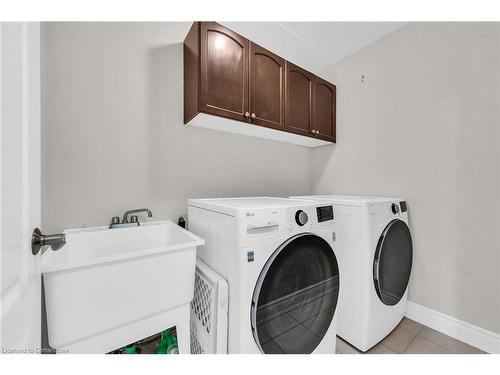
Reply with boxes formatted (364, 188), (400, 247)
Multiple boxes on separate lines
(390, 201), (408, 215)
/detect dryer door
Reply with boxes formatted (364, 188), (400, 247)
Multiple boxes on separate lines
(373, 219), (413, 306)
(251, 233), (339, 354)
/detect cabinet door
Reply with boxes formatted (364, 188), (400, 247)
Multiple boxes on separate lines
(313, 77), (336, 142)
(249, 43), (285, 130)
(284, 62), (314, 137)
(200, 22), (249, 122)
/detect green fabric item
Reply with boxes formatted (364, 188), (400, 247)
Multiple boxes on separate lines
(164, 330), (174, 347)
(155, 330), (178, 354)
(124, 345), (138, 354)
(155, 339), (168, 354)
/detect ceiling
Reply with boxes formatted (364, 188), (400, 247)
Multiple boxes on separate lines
(220, 22), (407, 74)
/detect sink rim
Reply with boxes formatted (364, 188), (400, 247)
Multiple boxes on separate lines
(42, 220), (204, 274)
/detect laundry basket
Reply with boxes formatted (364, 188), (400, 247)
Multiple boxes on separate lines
(190, 259), (228, 354)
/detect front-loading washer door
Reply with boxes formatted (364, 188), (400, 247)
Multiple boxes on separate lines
(373, 219), (413, 306)
(250, 233), (339, 354)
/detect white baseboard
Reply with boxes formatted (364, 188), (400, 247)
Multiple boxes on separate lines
(406, 301), (500, 354)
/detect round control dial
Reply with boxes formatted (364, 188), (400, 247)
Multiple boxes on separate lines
(295, 210), (308, 226)
(391, 203), (400, 214)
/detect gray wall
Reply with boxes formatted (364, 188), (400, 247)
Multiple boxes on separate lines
(312, 23), (500, 333)
(41, 22), (312, 232)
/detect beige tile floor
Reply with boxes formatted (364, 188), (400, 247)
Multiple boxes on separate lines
(336, 318), (486, 354)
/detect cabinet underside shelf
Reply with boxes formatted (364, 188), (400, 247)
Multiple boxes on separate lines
(186, 113), (332, 148)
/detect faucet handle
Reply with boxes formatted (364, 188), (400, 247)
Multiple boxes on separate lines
(111, 216), (120, 225)
(129, 215), (138, 224)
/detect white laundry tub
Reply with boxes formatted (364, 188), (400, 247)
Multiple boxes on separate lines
(42, 220), (204, 353)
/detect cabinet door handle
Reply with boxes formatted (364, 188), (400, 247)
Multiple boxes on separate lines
(251, 113), (256, 119)
(315, 130), (320, 135)
(244, 112), (250, 117)
(310, 129), (315, 134)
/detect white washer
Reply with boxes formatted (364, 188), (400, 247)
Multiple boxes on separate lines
(188, 197), (340, 354)
(292, 195), (413, 352)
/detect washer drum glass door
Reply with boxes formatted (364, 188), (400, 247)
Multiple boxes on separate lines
(251, 234), (339, 354)
(373, 219), (413, 306)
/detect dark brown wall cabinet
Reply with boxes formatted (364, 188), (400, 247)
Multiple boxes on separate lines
(199, 22), (249, 122)
(313, 78), (336, 142)
(284, 62), (314, 137)
(184, 21), (336, 147)
(250, 43), (285, 130)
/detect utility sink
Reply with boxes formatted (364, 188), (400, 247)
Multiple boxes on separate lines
(42, 220), (204, 353)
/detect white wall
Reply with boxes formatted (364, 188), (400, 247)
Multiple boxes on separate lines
(41, 22), (312, 232)
(312, 22), (500, 333)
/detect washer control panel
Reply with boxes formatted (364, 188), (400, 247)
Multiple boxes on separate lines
(286, 205), (334, 232)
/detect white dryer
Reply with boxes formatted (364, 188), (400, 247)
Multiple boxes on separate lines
(188, 197), (339, 354)
(292, 195), (413, 352)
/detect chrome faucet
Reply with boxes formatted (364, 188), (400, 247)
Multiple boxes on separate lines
(109, 208), (153, 229)
(122, 208), (153, 224)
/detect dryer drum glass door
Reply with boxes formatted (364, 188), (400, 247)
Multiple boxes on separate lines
(251, 233), (339, 354)
(373, 219), (413, 306)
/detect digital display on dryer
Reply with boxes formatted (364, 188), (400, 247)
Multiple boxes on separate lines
(316, 206), (334, 222)
(400, 201), (408, 212)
